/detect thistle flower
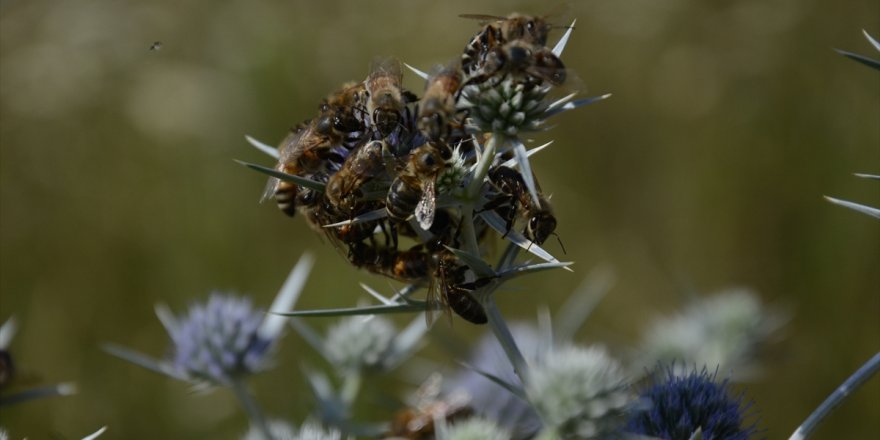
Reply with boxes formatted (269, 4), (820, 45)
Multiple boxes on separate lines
(323, 316), (395, 374)
(626, 367), (756, 440)
(441, 418), (512, 440)
(638, 288), (783, 379)
(105, 253), (314, 386)
(525, 345), (630, 439)
(164, 293), (274, 384)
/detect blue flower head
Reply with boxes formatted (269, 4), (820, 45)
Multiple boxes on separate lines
(168, 293), (274, 384)
(626, 366), (756, 440)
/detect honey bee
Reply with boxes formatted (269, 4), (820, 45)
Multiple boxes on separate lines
(316, 81), (369, 146)
(433, 254), (489, 325)
(296, 175), (385, 247)
(485, 165), (557, 245)
(385, 375), (474, 440)
(347, 242), (435, 282)
(417, 64), (463, 142)
(262, 120), (342, 217)
(366, 57), (415, 137)
(459, 13), (552, 76)
(325, 140), (387, 213)
(386, 143), (451, 230)
(466, 39), (566, 87)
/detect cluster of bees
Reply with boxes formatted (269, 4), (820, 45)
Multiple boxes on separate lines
(260, 13), (569, 327)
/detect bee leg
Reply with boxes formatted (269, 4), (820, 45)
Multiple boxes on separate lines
(401, 90), (419, 104)
(388, 222), (399, 250)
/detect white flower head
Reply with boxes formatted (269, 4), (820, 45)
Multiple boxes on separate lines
(441, 418), (512, 440)
(640, 288), (784, 378)
(323, 316), (395, 373)
(242, 419), (297, 440)
(525, 345), (630, 439)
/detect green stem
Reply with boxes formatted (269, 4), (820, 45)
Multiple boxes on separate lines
(787, 352), (880, 440)
(460, 206), (481, 257)
(340, 372), (362, 408)
(230, 378), (273, 440)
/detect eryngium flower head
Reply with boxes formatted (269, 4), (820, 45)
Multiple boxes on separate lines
(442, 418), (512, 440)
(640, 288), (783, 378)
(525, 345), (630, 439)
(168, 293), (273, 384)
(323, 316), (395, 373)
(458, 79), (550, 135)
(292, 421), (349, 440)
(626, 367), (755, 440)
(242, 419), (296, 440)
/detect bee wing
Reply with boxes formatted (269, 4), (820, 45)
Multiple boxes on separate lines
(368, 56), (403, 82)
(458, 14), (506, 23)
(415, 179), (436, 231)
(425, 267), (452, 326)
(261, 128), (307, 203)
(260, 176), (279, 203)
(277, 125), (308, 164)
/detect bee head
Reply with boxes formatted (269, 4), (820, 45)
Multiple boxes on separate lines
(373, 108), (400, 136)
(507, 44), (532, 69)
(419, 112), (447, 141)
(315, 114), (334, 135)
(414, 147), (444, 175)
(526, 18), (550, 46)
(527, 211), (557, 245)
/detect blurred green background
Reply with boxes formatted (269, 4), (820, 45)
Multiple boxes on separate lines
(1, 0), (878, 438)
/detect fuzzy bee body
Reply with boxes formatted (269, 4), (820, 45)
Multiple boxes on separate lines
(486, 165), (557, 245)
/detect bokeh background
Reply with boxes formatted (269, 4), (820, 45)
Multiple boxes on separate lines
(1, 0), (878, 438)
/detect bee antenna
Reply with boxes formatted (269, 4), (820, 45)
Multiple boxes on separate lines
(553, 232), (567, 255)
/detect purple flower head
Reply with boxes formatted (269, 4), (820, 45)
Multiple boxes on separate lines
(626, 366), (757, 440)
(168, 293), (274, 384)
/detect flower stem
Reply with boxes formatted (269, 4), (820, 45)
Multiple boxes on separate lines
(340, 372), (362, 408)
(460, 207), (480, 257)
(787, 351), (880, 440)
(230, 378), (273, 440)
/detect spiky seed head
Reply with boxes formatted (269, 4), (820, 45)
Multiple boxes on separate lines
(525, 345), (630, 439)
(323, 316), (395, 373)
(168, 293), (274, 384)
